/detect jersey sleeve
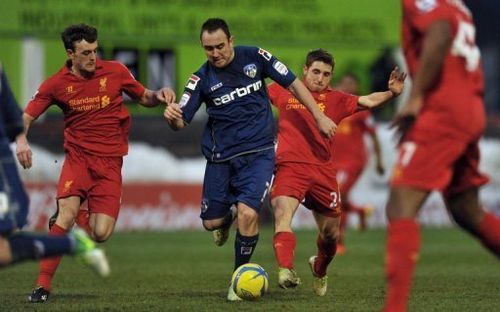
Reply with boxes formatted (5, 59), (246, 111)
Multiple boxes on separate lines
(256, 47), (296, 89)
(118, 62), (146, 100)
(405, 0), (455, 33)
(0, 69), (23, 141)
(25, 79), (55, 119)
(179, 74), (203, 124)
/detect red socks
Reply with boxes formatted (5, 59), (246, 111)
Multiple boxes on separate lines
(36, 224), (68, 290)
(273, 232), (296, 269)
(314, 235), (337, 277)
(478, 212), (500, 257)
(383, 219), (420, 312)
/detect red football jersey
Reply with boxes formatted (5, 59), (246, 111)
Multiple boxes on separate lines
(268, 83), (359, 166)
(402, 0), (485, 138)
(333, 110), (375, 167)
(26, 59), (145, 156)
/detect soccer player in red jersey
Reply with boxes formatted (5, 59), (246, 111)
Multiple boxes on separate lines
(268, 49), (406, 296)
(334, 73), (385, 254)
(15, 24), (175, 303)
(383, 1), (500, 311)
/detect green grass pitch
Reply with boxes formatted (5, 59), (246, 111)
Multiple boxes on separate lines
(1, 227), (498, 311)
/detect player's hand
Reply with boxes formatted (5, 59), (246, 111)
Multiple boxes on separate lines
(316, 114), (337, 139)
(391, 95), (423, 143)
(164, 102), (183, 122)
(156, 87), (176, 104)
(15, 134), (33, 169)
(388, 66), (407, 97)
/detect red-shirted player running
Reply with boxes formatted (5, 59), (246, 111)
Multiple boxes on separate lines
(268, 49), (405, 296)
(334, 73), (385, 254)
(15, 24), (176, 303)
(383, 1), (500, 311)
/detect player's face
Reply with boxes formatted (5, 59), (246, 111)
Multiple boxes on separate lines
(201, 29), (234, 68)
(337, 76), (359, 94)
(68, 39), (98, 76)
(303, 61), (333, 92)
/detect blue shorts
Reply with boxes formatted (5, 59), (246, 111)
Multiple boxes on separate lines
(0, 143), (29, 235)
(200, 148), (275, 220)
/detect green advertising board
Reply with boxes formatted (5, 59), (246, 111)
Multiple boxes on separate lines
(0, 0), (401, 113)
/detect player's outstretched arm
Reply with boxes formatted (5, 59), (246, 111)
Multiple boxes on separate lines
(15, 113), (35, 169)
(140, 87), (176, 107)
(358, 67), (406, 109)
(164, 102), (186, 130)
(287, 78), (336, 138)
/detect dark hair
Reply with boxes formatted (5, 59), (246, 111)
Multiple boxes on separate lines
(61, 24), (98, 51)
(305, 49), (335, 69)
(340, 72), (360, 83)
(200, 18), (231, 41)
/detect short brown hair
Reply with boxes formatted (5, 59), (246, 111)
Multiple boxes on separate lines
(305, 49), (335, 69)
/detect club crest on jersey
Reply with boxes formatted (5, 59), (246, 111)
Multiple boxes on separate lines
(243, 64), (257, 78)
(273, 60), (289, 75)
(186, 74), (200, 91)
(258, 48), (272, 61)
(99, 77), (107, 92)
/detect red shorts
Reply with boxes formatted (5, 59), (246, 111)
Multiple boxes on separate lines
(336, 161), (365, 195)
(271, 162), (341, 217)
(390, 130), (489, 197)
(57, 147), (123, 219)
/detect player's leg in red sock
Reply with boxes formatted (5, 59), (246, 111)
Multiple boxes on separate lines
(446, 188), (500, 257)
(36, 224), (68, 290)
(273, 231), (296, 269)
(384, 187), (428, 312)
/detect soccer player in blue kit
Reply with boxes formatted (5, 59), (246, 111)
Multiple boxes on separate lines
(0, 64), (109, 277)
(164, 18), (336, 301)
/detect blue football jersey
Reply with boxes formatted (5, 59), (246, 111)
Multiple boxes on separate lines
(180, 46), (296, 162)
(0, 65), (29, 232)
(0, 66), (24, 144)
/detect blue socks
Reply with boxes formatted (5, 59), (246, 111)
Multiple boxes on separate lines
(234, 230), (259, 271)
(7, 233), (74, 264)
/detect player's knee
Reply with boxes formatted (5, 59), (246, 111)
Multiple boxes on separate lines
(57, 207), (78, 228)
(237, 207), (258, 225)
(202, 220), (220, 231)
(91, 224), (113, 242)
(321, 228), (340, 243)
(92, 229), (112, 243)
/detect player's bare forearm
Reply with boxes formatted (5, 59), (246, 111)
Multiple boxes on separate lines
(15, 113), (35, 169)
(140, 88), (176, 107)
(358, 91), (394, 108)
(411, 20), (451, 97)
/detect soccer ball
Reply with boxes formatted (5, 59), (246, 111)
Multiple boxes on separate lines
(231, 263), (269, 300)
